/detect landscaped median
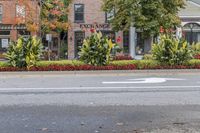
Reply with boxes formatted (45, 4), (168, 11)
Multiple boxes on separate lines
(1, 59), (200, 71)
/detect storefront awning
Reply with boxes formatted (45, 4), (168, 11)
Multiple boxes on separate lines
(0, 24), (26, 30)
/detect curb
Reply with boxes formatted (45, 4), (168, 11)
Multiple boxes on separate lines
(0, 69), (200, 76)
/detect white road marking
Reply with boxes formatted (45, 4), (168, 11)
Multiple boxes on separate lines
(0, 86), (199, 92)
(103, 77), (185, 84)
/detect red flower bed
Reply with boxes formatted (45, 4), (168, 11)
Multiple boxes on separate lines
(113, 55), (133, 60)
(1, 64), (200, 72)
(0, 64), (137, 72)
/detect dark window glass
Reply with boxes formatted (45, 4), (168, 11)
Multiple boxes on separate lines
(0, 5), (2, 22)
(74, 4), (84, 22)
(123, 31), (129, 54)
(101, 31), (115, 43)
(183, 23), (200, 44)
(184, 32), (200, 44)
(0, 15), (2, 23)
(0, 38), (10, 52)
(75, 31), (85, 58)
(0, 31), (10, 35)
(135, 32), (145, 55)
(105, 10), (114, 23)
(18, 30), (30, 36)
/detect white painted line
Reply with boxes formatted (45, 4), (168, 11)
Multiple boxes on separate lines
(103, 78), (185, 84)
(0, 86), (200, 92)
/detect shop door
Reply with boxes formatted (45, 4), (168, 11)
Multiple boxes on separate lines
(75, 31), (85, 58)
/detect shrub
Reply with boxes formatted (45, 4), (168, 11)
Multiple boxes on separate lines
(142, 54), (154, 60)
(79, 30), (117, 66)
(135, 60), (160, 69)
(36, 60), (84, 67)
(152, 35), (192, 65)
(110, 60), (137, 66)
(0, 62), (9, 67)
(112, 55), (133, 60)
(191, 42), (200, 56)
(110, 60), (159, 69)
(185, 59), (200, 66)
(5, 36), (43, 69)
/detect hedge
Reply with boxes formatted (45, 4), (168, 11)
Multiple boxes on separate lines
(0, 62), (9, 67)
(0, 59), (200, 71)
(184, 59), (200, 67)
(36, 60), (85, 67)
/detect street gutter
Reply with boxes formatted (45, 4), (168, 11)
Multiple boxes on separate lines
(0, 69), (200, 76)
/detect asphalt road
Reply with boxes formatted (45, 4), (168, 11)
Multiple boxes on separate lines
(1, 70), (200, 133)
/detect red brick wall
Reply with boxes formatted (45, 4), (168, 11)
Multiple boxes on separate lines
(0, 0), (39, 40)
(0, 0), (16, 24)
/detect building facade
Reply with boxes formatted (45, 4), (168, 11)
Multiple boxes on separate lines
(1, 0), (200, 59)
(68, 0), (200, 59)
(0, 0), (39, 54)
(178, 0), (200, 44)
(67, 0), (150, 59)
(67, 0), (124, 59)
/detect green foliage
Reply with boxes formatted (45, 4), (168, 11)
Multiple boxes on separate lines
(191, 42), (200, 55)
(79, 31), (117, 66)
(152, 35), (192, 65)
(0, 62), (9, 67)
(110, 60), (159, 69)
(41, 0), (71, 33)
(185, 59), (200, 66)
(111, 60), (138, 66)
(142, 54), (154, 60)
(5, 36), (43, 69)
(36, 60), (84, 67)
(136, 60), (160, 69)
(102, 0), (185, 37)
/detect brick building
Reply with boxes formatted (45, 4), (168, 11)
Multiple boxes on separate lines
(67, 0), (200, 59)
(0, 0), (39, 53)
(1, 0), (200, 60)
(67, 0), (124, 59)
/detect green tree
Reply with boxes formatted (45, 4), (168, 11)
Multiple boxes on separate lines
(40, 0), (71, 58)
(40, 0), (71, 33)
(102, 0), (185, 38)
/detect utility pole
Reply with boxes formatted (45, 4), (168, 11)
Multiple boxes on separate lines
(38, 0), (43, 38)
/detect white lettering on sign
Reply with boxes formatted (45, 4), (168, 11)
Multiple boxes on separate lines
(2, 39), (9, 48)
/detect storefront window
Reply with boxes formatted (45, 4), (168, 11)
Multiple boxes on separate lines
(123, 31), (129, 54)
(183, 23), (200, 44)
(0, 4), (2, 23)
(74, 4), (84, 22)
(17, 30), (30, 38)
(101, 31), (115, 42)
(75, 31), (85, 58)
(16, 4), (25, 18)
(105, 9), (115, 23)
(0, 30), (10, 52)
(135, 32), (145, 55)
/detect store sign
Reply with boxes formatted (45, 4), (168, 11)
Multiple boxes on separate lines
(46, 34), (52, 42)
(2, 39), (9, 48)
(80, 24), (110, 29)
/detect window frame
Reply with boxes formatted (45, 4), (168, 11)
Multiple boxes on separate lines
(0, 4), (3, 23)
(74, 4), (84, 23)
(16, 4), (26, 18)
(105, 9), (115, 23)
